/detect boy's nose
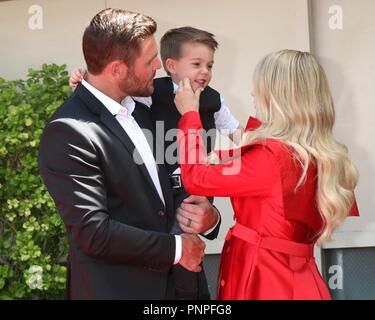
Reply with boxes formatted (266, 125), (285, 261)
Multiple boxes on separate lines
(200, 67), (209, 74)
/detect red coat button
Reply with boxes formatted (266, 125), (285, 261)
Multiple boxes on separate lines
(158, 210), (165, 218)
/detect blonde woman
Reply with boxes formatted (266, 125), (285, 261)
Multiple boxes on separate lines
(174, 50), (359, 300)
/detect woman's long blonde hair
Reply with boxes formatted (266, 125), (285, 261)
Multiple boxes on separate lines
(242, 50), (358, 245)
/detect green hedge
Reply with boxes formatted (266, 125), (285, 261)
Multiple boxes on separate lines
(0, 64), (71, 299)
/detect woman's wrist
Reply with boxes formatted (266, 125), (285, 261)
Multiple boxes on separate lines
(180, 108), (198, 116)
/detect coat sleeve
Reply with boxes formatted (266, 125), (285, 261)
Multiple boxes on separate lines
(177, 112), (278, 198)
(39, 119), (175, 271)
(349, 197), (360, 216)
(209, 116), (263, 164)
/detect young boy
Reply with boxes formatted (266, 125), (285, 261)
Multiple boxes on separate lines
(69, 26), (243, 299)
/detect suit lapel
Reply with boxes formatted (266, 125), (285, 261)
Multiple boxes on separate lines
(133, 102), (174, 214)
(75, 84), (166, 208)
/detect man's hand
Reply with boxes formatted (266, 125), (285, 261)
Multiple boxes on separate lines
(176, 195), (219, 234)
(179, 233), (206, 272)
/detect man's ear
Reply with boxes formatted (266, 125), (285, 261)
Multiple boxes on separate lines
(165, 58), (177, 75)
(108, 60), (128, 80)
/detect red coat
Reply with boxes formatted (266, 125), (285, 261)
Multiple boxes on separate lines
(178, 112), (359, 300)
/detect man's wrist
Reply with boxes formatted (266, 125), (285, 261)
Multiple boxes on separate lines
(173, 235), (182, 264)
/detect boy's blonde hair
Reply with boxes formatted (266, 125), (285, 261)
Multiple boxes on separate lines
(160, 26), (218, 75)
(242, 50), (358, 245)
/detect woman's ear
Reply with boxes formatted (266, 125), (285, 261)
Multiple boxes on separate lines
(165, 58), (177, 75)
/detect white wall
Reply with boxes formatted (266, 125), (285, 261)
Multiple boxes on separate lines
(0, 0), (312, 254)
(311, 0), (375, 249)
(0, 0), (105, 79)
(1, 0), (373, 254)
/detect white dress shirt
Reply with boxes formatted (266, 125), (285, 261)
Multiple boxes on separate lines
(81, 79), (182, 264)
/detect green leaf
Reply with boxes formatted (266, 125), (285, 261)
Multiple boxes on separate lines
(0, 63), (69, 299)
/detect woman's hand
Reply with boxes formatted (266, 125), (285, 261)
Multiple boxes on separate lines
(174, 78), (203, 115)
(69, 68), (87, 91)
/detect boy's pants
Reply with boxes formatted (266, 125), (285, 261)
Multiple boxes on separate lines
(171, 188), (210, 300)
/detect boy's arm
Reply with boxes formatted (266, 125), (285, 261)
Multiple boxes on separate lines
(214, 95), (243, 145)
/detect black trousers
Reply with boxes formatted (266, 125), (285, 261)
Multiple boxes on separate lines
(171, 190), (211, 300)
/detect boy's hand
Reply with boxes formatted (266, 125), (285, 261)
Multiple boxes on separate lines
(174, 78), (203, 115)
(69, 68), (87, 91)
(176, 195), (219, 234)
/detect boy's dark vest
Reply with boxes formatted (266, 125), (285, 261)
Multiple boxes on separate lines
(150, 78), (220, 300)
(150, 77), (221, 175)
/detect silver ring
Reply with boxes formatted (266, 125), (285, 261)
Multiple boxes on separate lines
(187, 218), (192, 227)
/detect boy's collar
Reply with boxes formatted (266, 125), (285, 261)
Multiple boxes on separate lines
(172, 80), (179, 94)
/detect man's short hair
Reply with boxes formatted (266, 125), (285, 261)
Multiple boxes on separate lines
(160, 26), (219, 74)
(83, 8), (157, 74)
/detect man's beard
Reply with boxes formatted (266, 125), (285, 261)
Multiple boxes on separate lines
(120, 69), (155, 97)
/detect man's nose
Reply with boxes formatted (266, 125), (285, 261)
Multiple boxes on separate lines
(154, 58), (162, 70)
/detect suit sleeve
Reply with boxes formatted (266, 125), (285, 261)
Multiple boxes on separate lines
(39, 119), (175, 271)
(177, 111), (278, 198)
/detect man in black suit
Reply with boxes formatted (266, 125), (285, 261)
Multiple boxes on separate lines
(39, 8), (220, 299)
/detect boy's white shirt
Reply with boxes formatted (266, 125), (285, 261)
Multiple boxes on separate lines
(133, 80), (239, 135)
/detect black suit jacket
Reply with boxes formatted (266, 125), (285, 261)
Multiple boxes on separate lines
(39, 83), (177, 299)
